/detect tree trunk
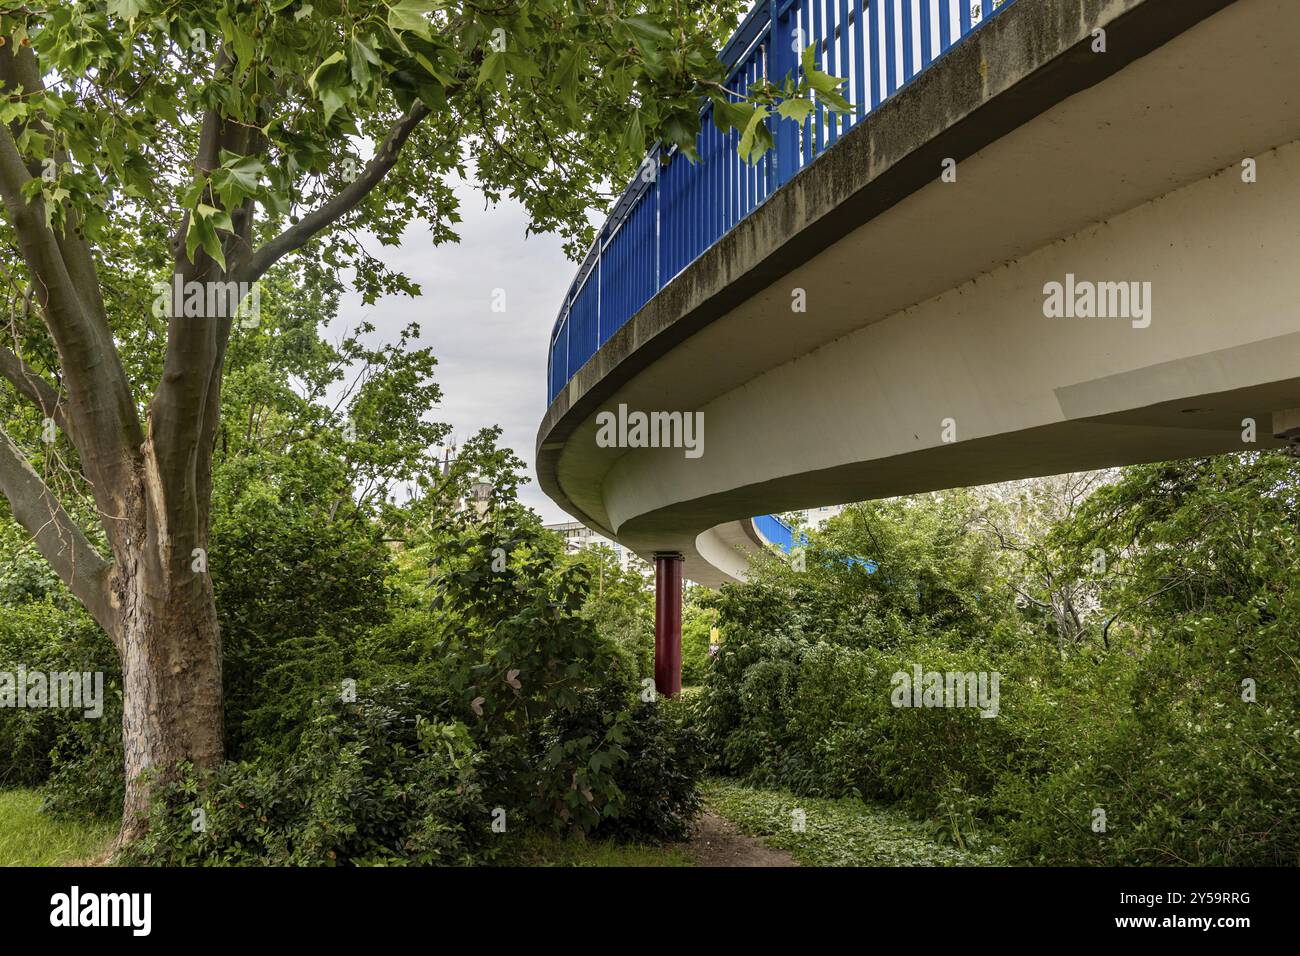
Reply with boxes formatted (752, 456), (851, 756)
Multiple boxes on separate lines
(113, 476), (225, 845)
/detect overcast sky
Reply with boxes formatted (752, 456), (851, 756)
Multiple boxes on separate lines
(337, 181), (576, 524)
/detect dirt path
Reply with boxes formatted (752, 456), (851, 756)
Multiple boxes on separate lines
(686, 810), (798, 867)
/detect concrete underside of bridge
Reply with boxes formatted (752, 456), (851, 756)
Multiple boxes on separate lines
(536, 0), (1300, 586)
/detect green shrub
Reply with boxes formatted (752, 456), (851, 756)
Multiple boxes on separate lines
(40, 702), (125, 821)
(0, 603), (120, 807)
(997, 607), (1300, 865)
(699, 455), (1300, 866)
(521, 681), (638, 834)
(681, 602), (714, 686)
(124, 509), (709, 862)
(121, 684), (493, 866)
(530, 689), (704, 842)
(211, 470), (393, 759)
(701, 629), (1021, 818)
(602, 698), (704, 842)
(695, 629), (807, 783)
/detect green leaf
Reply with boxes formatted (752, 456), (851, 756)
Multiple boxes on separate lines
(307, 51), (346, 92)
(622, 111), (644, 156)
(806, 68), (843, 95)
(711, 98), (749, 133)
(504, 53), (541, 80)
(350, 35), (380, 88)
(185, 215), (226, 270)
(477, 51), (507, 94)
(179, 180), (206, 210)
(0, 100), (29, 125)
(108, 0), (150, 20)
(737, 105), (770, 163)
(215, 152), (265, 197)
(777, 96), (815, 125)
(230, 22), (256, 71)
(800, 44), (818, 78)
(662, 113), (699, 158)
(554, 48), (580, 121)
(318, 81), (354, 124)
(813, 87), (852, 113)
(621, 16), (672, 43)
(387, 0), (438, 40)
(413, 51), (452, 87)
(193, 204), (234, 236)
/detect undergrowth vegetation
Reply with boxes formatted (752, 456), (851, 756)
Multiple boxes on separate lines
(694, 453), (1300, 866)
(4, 417), (1295, 865)
(703, 779), (1002, 866)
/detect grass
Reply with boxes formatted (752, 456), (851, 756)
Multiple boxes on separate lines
(704, 778), (1004, 867)
(495, 830), (694, 867)
(0, 789), (115, 867)
(0, 780), (1000, 868)
(0, 789), (691, 868)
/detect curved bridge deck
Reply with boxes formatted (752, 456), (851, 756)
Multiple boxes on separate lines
(537, 0), (1300, 588)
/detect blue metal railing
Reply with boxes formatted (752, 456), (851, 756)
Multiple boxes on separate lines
(753, 512), (879, 574)
(551, 1), (1014, 554)
(547, 0), (1015, 405)
(753, 512), (800, 552)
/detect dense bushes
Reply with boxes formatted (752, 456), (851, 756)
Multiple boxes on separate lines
(588, 698), (704, 842)
(697, 457), (1300, 865)
(113, 502), (704, 864)
(120, 685), (492, 866)
(995, 613), (1300, 864)
(699, 630), (1023, 824)
(681, 599), (715, 685)
(0, 451), (705, 864)
(0, 603), (120, 812)
(121, 677), (704, 864)
(212, 453), (396, 759)
(13, 366), (1291, 867)
(0, 275), (706, 863)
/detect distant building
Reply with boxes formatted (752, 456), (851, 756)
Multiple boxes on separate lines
(544, 520), (645, 572)
(790, 504), (847, 529)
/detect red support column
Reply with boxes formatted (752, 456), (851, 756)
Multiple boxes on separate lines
(654, 552), (683, 697)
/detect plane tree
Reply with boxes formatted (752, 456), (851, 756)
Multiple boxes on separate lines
(0, 0), (844, 842)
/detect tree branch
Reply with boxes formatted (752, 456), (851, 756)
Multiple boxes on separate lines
(0, 44), (112, 329)
(0, 44), (142, 553)
(235, 101), (431, 284)
(0, 425), (114, 636)
(0, 342), (68, 431)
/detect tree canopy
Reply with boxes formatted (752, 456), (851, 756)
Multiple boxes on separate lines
(0, 0), (850, 842)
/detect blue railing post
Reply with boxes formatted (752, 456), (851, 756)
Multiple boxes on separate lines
(770, 0), (799, 189)
(919, 0), (933, 69)
(884, 0), (897, 96)
(824, 0), (840, 146)
(869, 0), (882, 109)
(901, 0), (914, 84)
(837, 0), (851, 134)
(595, 230), (603, 345)
(853, 0), (866, 122)
(654, 147), (661, 290)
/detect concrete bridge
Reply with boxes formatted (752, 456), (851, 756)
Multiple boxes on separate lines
(535, 0), (1300, 692)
